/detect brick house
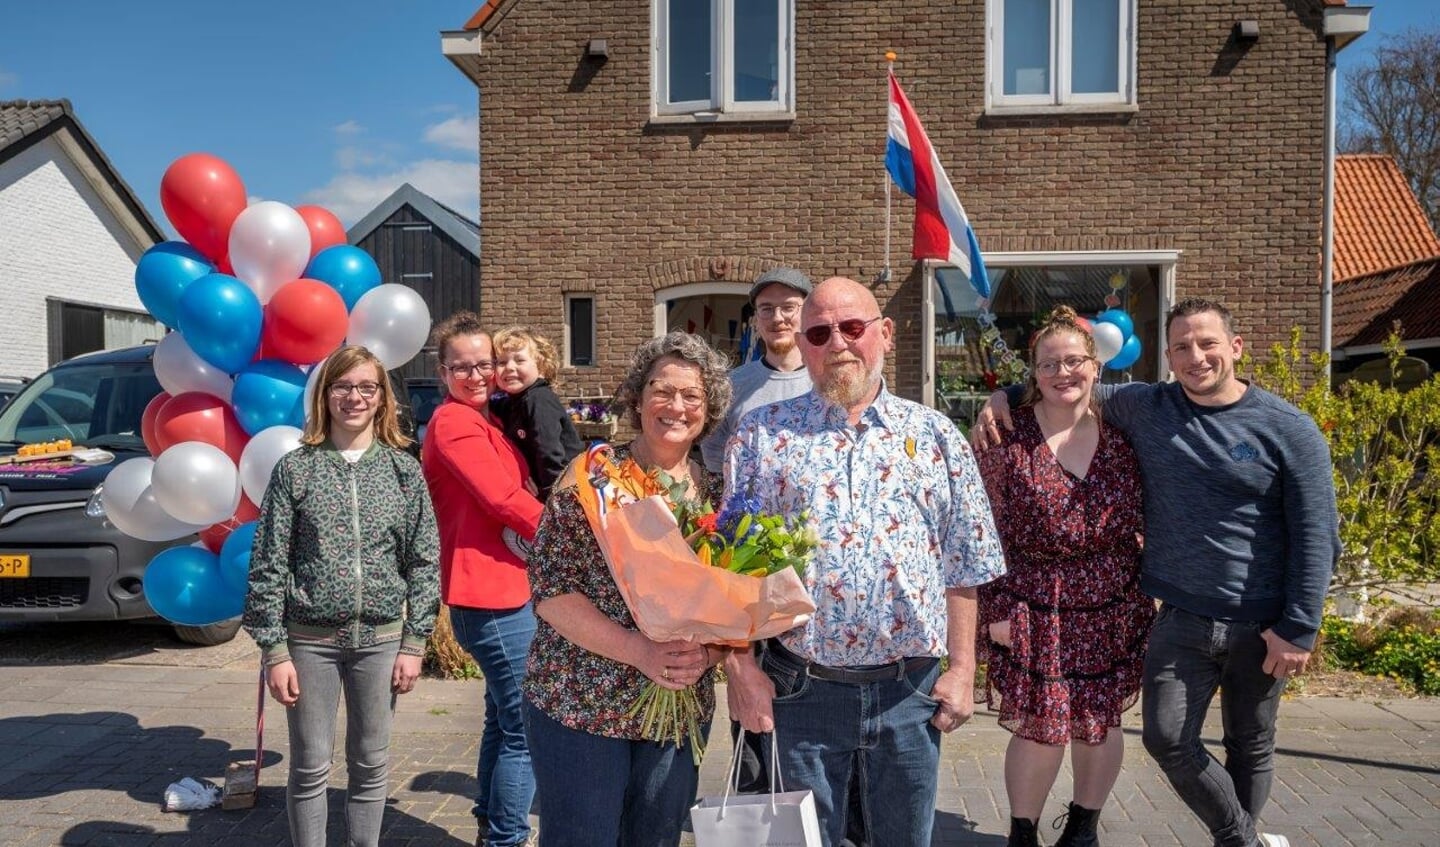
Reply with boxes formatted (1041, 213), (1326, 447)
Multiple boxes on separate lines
(0, 100), (164, 377)
(441, 1), (1363, 419)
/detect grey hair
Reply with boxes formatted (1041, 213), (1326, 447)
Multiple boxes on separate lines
(614, 331), (732, 439)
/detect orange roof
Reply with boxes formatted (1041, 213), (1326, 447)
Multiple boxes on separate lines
(1334, 258), (1440, 347)
(1334, 154), (1440, 282)
(463, 1), (501, 31)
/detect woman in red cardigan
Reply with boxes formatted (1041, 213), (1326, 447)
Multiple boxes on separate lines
(421, 310), (543, 847)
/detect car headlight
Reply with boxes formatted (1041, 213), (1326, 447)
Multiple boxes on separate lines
(85, 483), (107, 518)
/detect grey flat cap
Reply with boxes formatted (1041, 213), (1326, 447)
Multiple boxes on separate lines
(748, 267), (813, 304)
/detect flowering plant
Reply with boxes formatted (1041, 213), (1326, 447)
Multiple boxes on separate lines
(623, 472), (815, 762)
(566, 400), (615, 423)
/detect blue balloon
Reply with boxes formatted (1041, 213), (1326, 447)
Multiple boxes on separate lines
(135, 242), (214, 328)
(1106, 335), (1143, 370)
(305, 245), (382, 311)
(177, 273), (263, 374)
(144, 545), (243, 626)
(1095, 309), (1135, 340)
(218, 521), (259, 594)
(232, 360), (308, 435)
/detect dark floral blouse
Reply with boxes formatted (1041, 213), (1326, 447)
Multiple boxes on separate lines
(523, 442), (720, 740)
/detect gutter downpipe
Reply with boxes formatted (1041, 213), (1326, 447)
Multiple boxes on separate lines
(1321, 5), (1373, 379)
(1321, 35), (1337, 379)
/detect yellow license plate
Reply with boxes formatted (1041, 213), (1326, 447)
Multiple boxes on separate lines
(0, 554), (29, 577)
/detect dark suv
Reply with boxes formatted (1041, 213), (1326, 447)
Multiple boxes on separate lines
(0, 345), (239, 645)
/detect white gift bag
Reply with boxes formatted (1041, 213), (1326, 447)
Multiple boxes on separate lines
(690, 730), (822, 847)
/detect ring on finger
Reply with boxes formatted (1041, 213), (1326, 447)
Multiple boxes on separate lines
(662, 667), (671, 680)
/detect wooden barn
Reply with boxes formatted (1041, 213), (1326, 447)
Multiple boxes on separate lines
(346, 182), (481, 379)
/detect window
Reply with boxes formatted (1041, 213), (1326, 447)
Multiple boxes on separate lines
(566, 295), (596, 368)
(653, 0), (793, 118)
(986, 0), (1135, 112)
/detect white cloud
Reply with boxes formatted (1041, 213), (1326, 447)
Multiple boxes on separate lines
(334, 120), (364, 135)
(0, 68), (17, 89)
(335, 145), (390, 171)
(423, 114), (479, 156)
(302, 159), (479, 225)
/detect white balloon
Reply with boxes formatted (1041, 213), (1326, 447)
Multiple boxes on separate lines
(101, 457), (208, 542)
(153, 331), (233, 402)
(302, 360), (324, 426)
(347, 284), (432, 370)
(1091, 322), (1125, 364)
(228, 201), (311, 304)
(151, 441), (242, 526)
(240, 425), (303, 505)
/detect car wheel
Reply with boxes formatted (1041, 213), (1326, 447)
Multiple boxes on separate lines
(172, 618), (242, 646)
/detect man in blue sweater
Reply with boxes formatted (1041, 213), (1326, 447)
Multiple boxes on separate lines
(975, 299), (1339, 847)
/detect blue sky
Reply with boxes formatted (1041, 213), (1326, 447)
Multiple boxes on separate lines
(1, 2), (1436, 233)
(0, 1), (481, 227)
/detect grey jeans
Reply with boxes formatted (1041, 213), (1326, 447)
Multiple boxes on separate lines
(1140, 604), (1287, 847)
(286, 640), (400, 847)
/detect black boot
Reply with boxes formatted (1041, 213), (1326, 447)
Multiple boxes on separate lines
(1052, 802), (1101, 847)
(1008, 816), (1042, 847)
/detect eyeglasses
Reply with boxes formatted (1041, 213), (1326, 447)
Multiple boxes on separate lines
(329, 382), (381, 399)
(802, 316), (883, 347)
(756, 303), (802, 321)
(1034, 355), (1095, 377)
(441, 361), (496, 378)
(645, 380), (706, 409)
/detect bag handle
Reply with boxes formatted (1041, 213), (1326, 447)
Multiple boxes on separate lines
(720, 729), (784, 815)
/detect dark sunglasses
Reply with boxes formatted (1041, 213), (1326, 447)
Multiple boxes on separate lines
(802, 316), (882, 347)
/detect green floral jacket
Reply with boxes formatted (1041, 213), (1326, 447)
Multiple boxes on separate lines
(243, 441), (441, 666)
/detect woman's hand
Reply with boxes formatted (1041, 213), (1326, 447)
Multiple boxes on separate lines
(988, 619), (1012, 649)
(632, 635), (708, 690)
(392, 653), (422, 694)
(267, 661), (301, 706)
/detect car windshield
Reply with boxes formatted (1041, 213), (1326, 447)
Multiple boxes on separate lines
(0, 361), (160, 450)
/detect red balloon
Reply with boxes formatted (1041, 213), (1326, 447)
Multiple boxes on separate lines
(262, 279), (348, 365)
(160, 153), (247, 262)
(141, 391), (171, 456)
(199, 495), (260, 553)
(154, 392), (250, 463)
(295, 206), (346, 260)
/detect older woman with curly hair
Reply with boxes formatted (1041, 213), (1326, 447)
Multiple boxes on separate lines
(522, 331), (732, 847)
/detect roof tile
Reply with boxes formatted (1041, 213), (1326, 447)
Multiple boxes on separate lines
(1335, 154), (1440, 282)
(1334, 258), (1440, 346)
(0, 99), (71, 152)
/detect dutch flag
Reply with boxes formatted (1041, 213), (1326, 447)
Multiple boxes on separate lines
(885, 71), (991, 299)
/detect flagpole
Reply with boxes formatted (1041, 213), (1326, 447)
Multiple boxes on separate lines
(883, 51), (895, 284)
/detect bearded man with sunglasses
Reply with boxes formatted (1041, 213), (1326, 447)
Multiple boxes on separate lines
(724, 276), (1005, 847)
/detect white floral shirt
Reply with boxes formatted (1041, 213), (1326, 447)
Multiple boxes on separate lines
(725, 387), (1004, 666)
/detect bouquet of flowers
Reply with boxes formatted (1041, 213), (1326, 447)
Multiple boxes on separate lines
(570, 446), (816, 763)
(566, 399), (615, 424)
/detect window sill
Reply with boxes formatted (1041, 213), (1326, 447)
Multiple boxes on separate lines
(647, 111), (796, 126)
(984, 102), (1139, 117)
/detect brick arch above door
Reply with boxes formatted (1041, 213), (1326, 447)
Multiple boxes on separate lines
(644, 256), (792, 293)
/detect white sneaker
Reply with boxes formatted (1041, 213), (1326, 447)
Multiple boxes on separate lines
(1258, 835), (1290, 847)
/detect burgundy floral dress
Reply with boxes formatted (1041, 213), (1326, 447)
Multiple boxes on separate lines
(976, 407), (1153, 745)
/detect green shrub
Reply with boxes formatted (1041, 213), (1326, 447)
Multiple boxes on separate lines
(1320, 609), (1440, 695)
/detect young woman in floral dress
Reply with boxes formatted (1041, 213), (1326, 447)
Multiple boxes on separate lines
(976, 306), (1154, 847)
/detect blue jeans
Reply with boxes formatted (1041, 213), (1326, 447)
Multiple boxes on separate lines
(451, 604), (537, 847)
(524, 699), (704, 847)
(1141, 604), (1287, 847)
(762, 646), (942, 847)
(285, 640), (399, 847)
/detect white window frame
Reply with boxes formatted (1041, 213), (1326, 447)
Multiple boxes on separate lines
(920, 251), (1178, 407)
(985, 0), (1138, 115)
(652, 0), (795, 122)
(564, 294), (597, 369)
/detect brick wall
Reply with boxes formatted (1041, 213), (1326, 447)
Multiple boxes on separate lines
(0, 134), (152, 376)
(470, 0), (1328, 402)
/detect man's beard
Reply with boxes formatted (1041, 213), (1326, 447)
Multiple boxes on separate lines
(815, 360), (880, 408)
(764, 334), (796, 357)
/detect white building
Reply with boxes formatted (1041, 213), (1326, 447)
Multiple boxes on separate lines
(0, 99), (164, 377)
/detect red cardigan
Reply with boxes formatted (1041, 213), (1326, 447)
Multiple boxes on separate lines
(421, 396), (543, 610)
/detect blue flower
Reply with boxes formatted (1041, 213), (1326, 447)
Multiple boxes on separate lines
(716, 494), (764, 540)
